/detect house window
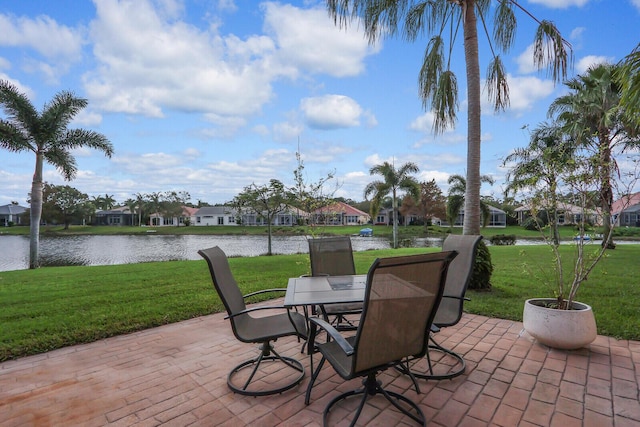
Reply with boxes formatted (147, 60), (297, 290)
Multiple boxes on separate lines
(346, 215), (358, 223)
(218, 216), (224, 225)
(197, 217), (201, 224)
(109, 216), (121, 225)
(228, 216), (235, 223)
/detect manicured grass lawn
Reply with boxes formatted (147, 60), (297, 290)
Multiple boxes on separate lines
(1, 245), (639, 361)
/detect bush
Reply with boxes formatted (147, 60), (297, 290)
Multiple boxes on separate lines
(490, 234), (516, 245)
(468, 240), (493, 291)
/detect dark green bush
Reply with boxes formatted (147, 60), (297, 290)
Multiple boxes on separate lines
(469, 240), (493, 291)
(490, 234), (516, 245)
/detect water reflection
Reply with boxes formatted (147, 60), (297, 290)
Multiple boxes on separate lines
(2, 234), (432, 272)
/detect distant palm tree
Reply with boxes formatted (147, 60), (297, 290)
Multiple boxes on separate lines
(0, 80), (113, 268)
(446, 174), (494, 228)
(364, 161), (420, 248)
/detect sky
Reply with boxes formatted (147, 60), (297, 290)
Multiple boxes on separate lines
(1, 0), (639, 207)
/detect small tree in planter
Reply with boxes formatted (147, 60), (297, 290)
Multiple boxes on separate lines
(504, 121), (639, 348)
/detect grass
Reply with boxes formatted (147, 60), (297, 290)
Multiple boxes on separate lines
(1, 244), (639, 362)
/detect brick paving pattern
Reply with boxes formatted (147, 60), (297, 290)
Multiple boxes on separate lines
(1, 304), (639, 426)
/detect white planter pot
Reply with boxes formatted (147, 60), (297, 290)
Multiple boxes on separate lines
(522, 298), (597, 350)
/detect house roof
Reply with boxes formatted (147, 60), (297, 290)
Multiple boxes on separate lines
(612, 192), (640, 214)
(0, 204), (27, 215)
(314, 201), (370, 217)
(514, 202), (600, 215)
(194, 206), (236, 216)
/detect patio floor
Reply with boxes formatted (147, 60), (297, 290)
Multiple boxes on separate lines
(2, 302), (640, 426)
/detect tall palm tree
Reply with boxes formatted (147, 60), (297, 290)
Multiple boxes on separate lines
(0, 80), (113, 268)
(616, 42), (640, 127)
(549, 63), (640, 247)
(364, 161), (420, 248)
(503, 122), (573, 245)
(446, 173), (494, 228)
(326, 0), (571, 236)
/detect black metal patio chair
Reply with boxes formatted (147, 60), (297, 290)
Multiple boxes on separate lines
(198, 246), (307, 396)
(305, 251), (458, 426)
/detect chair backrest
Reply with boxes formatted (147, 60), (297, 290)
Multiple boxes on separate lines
(308, 236), (356, 277)
(352, 251), (457, 374)
(198, 246), (248, 337)
(433, 235), (483, 327)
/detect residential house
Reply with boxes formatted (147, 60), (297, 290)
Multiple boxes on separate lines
(94, 206), (135, 226)
(193, 206), (238, 226)
(451, 204), (507, 228)
(150, 206), (198, 226)
(612, 192), (640, 227)
(514, 202), (601, 226)
(312, 201), (370, 226)
(0, 203), (27, 226)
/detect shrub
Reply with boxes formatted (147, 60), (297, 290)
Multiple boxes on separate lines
(468, 240), (493, 291)
(490, 234), (516, 245)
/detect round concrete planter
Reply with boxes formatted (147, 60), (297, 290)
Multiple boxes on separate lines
(523, 298), (597, 350)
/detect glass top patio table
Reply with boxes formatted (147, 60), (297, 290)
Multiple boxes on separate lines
(283, 274), (367, 307)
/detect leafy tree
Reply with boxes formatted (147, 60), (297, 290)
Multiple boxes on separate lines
(290, 151), (337, 232)
(364, 161), (420, 248)
(446, 173), (494, 228)
(417, 179), (447, 228)
(160, 191), (190, 226)
(503, 122), (573, 245)
(326, 0), (570, 236)
(231, 179), (290, 255)
(549, 63), (640, 247)
(0, 80), (113, 268)
(42, 184), (94, 229)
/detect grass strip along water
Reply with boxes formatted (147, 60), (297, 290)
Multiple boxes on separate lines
(1, 245), (639, 361)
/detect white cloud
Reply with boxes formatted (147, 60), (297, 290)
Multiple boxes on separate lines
(516, 44), (536, 75)
(527, 0), (590, 8)
(576, 55), (615, 74)
(494, 74), (555, 113)
(300, 95), (363, 129)
(631, 0), (640, 12)
(261, 2), (379, 78)
(272, 121), (304, 142)
(73, 109), (103, 127)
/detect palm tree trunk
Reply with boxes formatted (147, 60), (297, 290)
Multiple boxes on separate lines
(599, 131), (614, 248)
(462, 0), (482, 236)
(29, 152), (44, 269)
(392, 189), (398, 248)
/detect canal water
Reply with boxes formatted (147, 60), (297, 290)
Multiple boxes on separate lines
(1, 234), (443, 272)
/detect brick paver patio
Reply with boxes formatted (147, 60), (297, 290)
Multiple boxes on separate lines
(2, 303), (640, 426)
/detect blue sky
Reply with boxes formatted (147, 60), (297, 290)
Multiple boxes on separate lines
(1, 0), (639, 207)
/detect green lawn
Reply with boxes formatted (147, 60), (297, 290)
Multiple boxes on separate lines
(1, 244), (639, 362)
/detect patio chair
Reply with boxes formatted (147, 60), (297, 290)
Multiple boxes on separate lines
(399, 234), (483, 381)
(305, 251), (458, 426)
(308, 236), (361, 330)
(198, 246), (307, 396)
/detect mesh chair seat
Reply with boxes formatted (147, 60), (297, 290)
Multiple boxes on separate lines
(199, 246), (307, 396)
(305, 251), (458, 426)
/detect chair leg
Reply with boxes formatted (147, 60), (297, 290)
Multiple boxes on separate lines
(398, 335), (466, 381)
(305, 355), (326, 405)
(228, 342), (305, 397)
(323, 373), (426, 426)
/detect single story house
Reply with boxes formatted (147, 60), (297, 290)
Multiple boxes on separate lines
(450, 204), (507, 228)
(0, 203), (27, 226)
(612, 193), (640, 227)
(95, 206), (135, 226)
(312, 202), (370, 226)
(150, 206), (198, 226)
(194, 206), (238, 226)
(514, 202), (601, 226)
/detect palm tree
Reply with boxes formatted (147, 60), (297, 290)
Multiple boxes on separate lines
(616, 42), (640, 126)
(326, 0), (571, 236)
(549, 63), (640, 247)
(503, 122), (573, 245)
(364, 161), (420, 248)
(0, 80), (113, 268)
(446, 173), (494, 228)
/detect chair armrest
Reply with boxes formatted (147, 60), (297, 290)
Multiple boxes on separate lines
(309, 317), (354, 356)
(441, 295), (471, 302)
(243, 288), (287, 299)
(225, 305), (288, 320)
